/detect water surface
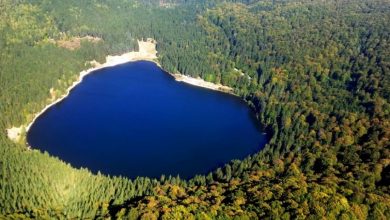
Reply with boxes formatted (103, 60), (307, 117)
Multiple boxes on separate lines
(28, 61), (267, 179)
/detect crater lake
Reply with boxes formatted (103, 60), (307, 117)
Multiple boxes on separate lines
(27, 61), (267, 179)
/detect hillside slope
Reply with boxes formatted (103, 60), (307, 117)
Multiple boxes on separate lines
(0, 0), (389, 219)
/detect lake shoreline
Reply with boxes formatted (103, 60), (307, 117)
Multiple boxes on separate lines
(6, 39), (234, 143)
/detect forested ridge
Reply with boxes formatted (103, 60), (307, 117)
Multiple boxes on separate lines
(0, 0), (389, 219)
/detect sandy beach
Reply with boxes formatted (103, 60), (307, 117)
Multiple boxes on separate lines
(7, 38), (233, 143)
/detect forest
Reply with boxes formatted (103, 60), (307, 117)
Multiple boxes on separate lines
(0, 0), (389, 219)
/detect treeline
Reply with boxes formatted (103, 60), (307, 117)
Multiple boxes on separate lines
(0, 0), (389, 219)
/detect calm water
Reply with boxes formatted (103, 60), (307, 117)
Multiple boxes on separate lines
(27, 61), (267, 179)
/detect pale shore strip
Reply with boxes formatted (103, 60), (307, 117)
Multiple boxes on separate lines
(6, 39), (233, 143)
(172, 74), (233, 93)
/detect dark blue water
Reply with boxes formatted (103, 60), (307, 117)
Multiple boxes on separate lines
(27, 61), (267, 179)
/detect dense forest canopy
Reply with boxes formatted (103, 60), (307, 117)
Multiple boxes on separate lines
(0, 0), (389, 219)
